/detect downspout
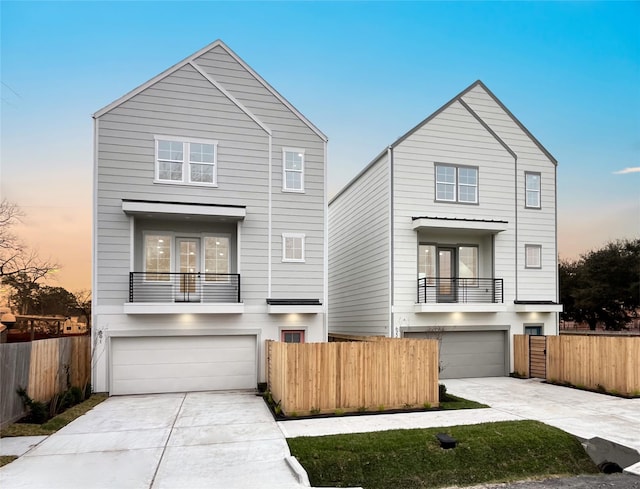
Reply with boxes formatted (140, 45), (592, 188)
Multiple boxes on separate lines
(388, 146), (394, 337)
(92, 116), (99, 391)
(554, 163), (559, 335)
(268, 135), (272, 297)
(323, 139), (329, 341)
(514, 155), (519, 302)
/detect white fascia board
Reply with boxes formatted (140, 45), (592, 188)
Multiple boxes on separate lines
(267, 305), (323, 314)
(413, 303), (507, 313)
(123, 303), (245, 315)
(121, 201), (246, 219)
(514, 303), (563, 313)
(412, 218), (508, 233)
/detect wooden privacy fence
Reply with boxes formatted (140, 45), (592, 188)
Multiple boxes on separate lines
(513, 334), (640, 396)
(0, 336), (91, 428)
(266, 338), (439, 415)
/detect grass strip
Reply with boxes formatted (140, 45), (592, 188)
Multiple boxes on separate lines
(1, 394), (108, 438)
(288, 420), (598, 489)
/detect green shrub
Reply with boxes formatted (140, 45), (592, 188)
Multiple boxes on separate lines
(16, 387), (49, 424)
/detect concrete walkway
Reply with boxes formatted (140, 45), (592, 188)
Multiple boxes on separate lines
(0, 391), (308, 489)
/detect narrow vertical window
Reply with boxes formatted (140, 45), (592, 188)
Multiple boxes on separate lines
(283, 148), (305, 192)
(458, 246), (478, 286)
(144, 235), (171, 281)
(204, 236), (230, 281)
(525, 245), (542, 269)
(282, 233), (305, 262)
(525, 172), (541, 208)
(418, 245), (436, 285)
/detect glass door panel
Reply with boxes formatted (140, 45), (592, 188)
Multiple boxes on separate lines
(176, 238), (199, 301)
(437, 247), (456, 302)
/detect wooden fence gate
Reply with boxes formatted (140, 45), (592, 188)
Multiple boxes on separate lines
(529, 335), (547, 378)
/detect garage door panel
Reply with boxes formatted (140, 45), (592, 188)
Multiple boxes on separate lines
(111, 335), (256, 395)
(405, 330), (506, 379)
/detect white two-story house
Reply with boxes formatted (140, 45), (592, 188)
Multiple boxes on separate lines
(329, 80), (561, 378)
(92, 40), (327, 395)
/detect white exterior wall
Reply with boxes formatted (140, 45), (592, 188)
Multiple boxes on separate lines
(328, 154), (391, 336)
(391, 100), (517, 312)
(93, 42), (326, 393)
(461, 86), (557, 302)
(390, 85), (558, 373)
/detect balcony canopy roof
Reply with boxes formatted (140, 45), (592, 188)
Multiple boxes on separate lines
(412, 216), (508, 233)
(122, 199), (246, 221)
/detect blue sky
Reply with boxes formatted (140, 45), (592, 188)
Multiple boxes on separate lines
(1, 1), (639, 291)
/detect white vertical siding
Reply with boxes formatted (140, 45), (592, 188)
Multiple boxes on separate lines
(328, 154), (391, 336)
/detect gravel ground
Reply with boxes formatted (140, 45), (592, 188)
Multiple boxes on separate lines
(453, 474), (640, 489)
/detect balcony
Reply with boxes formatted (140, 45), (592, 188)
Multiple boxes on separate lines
(124, 272), (243, 314)
(415, 277), (505, 313)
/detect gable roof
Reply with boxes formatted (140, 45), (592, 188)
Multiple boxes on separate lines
(93, 40), (328, 142)
(330, 79), (557, 204)
(390, 80), (557, 164)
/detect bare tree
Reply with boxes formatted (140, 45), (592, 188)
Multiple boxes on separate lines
(72, 289), (92, 330)
(0, 199), (58, 279)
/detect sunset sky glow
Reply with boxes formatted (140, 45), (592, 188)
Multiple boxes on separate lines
(1, 1), (639, 292)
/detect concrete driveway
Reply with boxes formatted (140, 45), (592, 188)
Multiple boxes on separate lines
(0, 391), (307, 489)
(444, 377), (640, 454)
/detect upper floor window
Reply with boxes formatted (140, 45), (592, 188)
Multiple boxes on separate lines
(525, 172), (541, 208)
(282, 233), (305, 262)
(155, 136), (217, 186)
(525, 244), (542, 269)
(435, 164), (478, 204)
(283, 148), (304, 192)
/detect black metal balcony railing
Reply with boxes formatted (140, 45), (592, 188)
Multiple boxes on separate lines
(417, 277), (503, 304)
(129, 272), (241, 303)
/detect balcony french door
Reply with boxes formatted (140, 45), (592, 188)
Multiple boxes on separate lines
(176, 238), (200, 302)
(437, 247), (456, 302)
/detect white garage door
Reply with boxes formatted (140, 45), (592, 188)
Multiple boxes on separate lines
(110, 335), (256, 395)
(404, 330), (507, 379)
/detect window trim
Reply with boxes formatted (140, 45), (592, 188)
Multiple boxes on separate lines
(525, 244), (542, 269)
(434, 163), (479, 204)
(282, 233), (305, 262)
(281, 330), (305, 343)
(154, 135), (218, 187)
(524, 324), (544, 336)
(525, 171), (541, 209)
(282, 147), (305, 193)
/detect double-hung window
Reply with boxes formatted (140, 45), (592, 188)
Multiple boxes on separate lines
(283, 148), (304, 192)
(282, 233), (305, 262)
(525, 172), (541, 208)
(525, 244), (542, 269)
(435, 164), (478, 204)
(155, 136), (217, 185)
